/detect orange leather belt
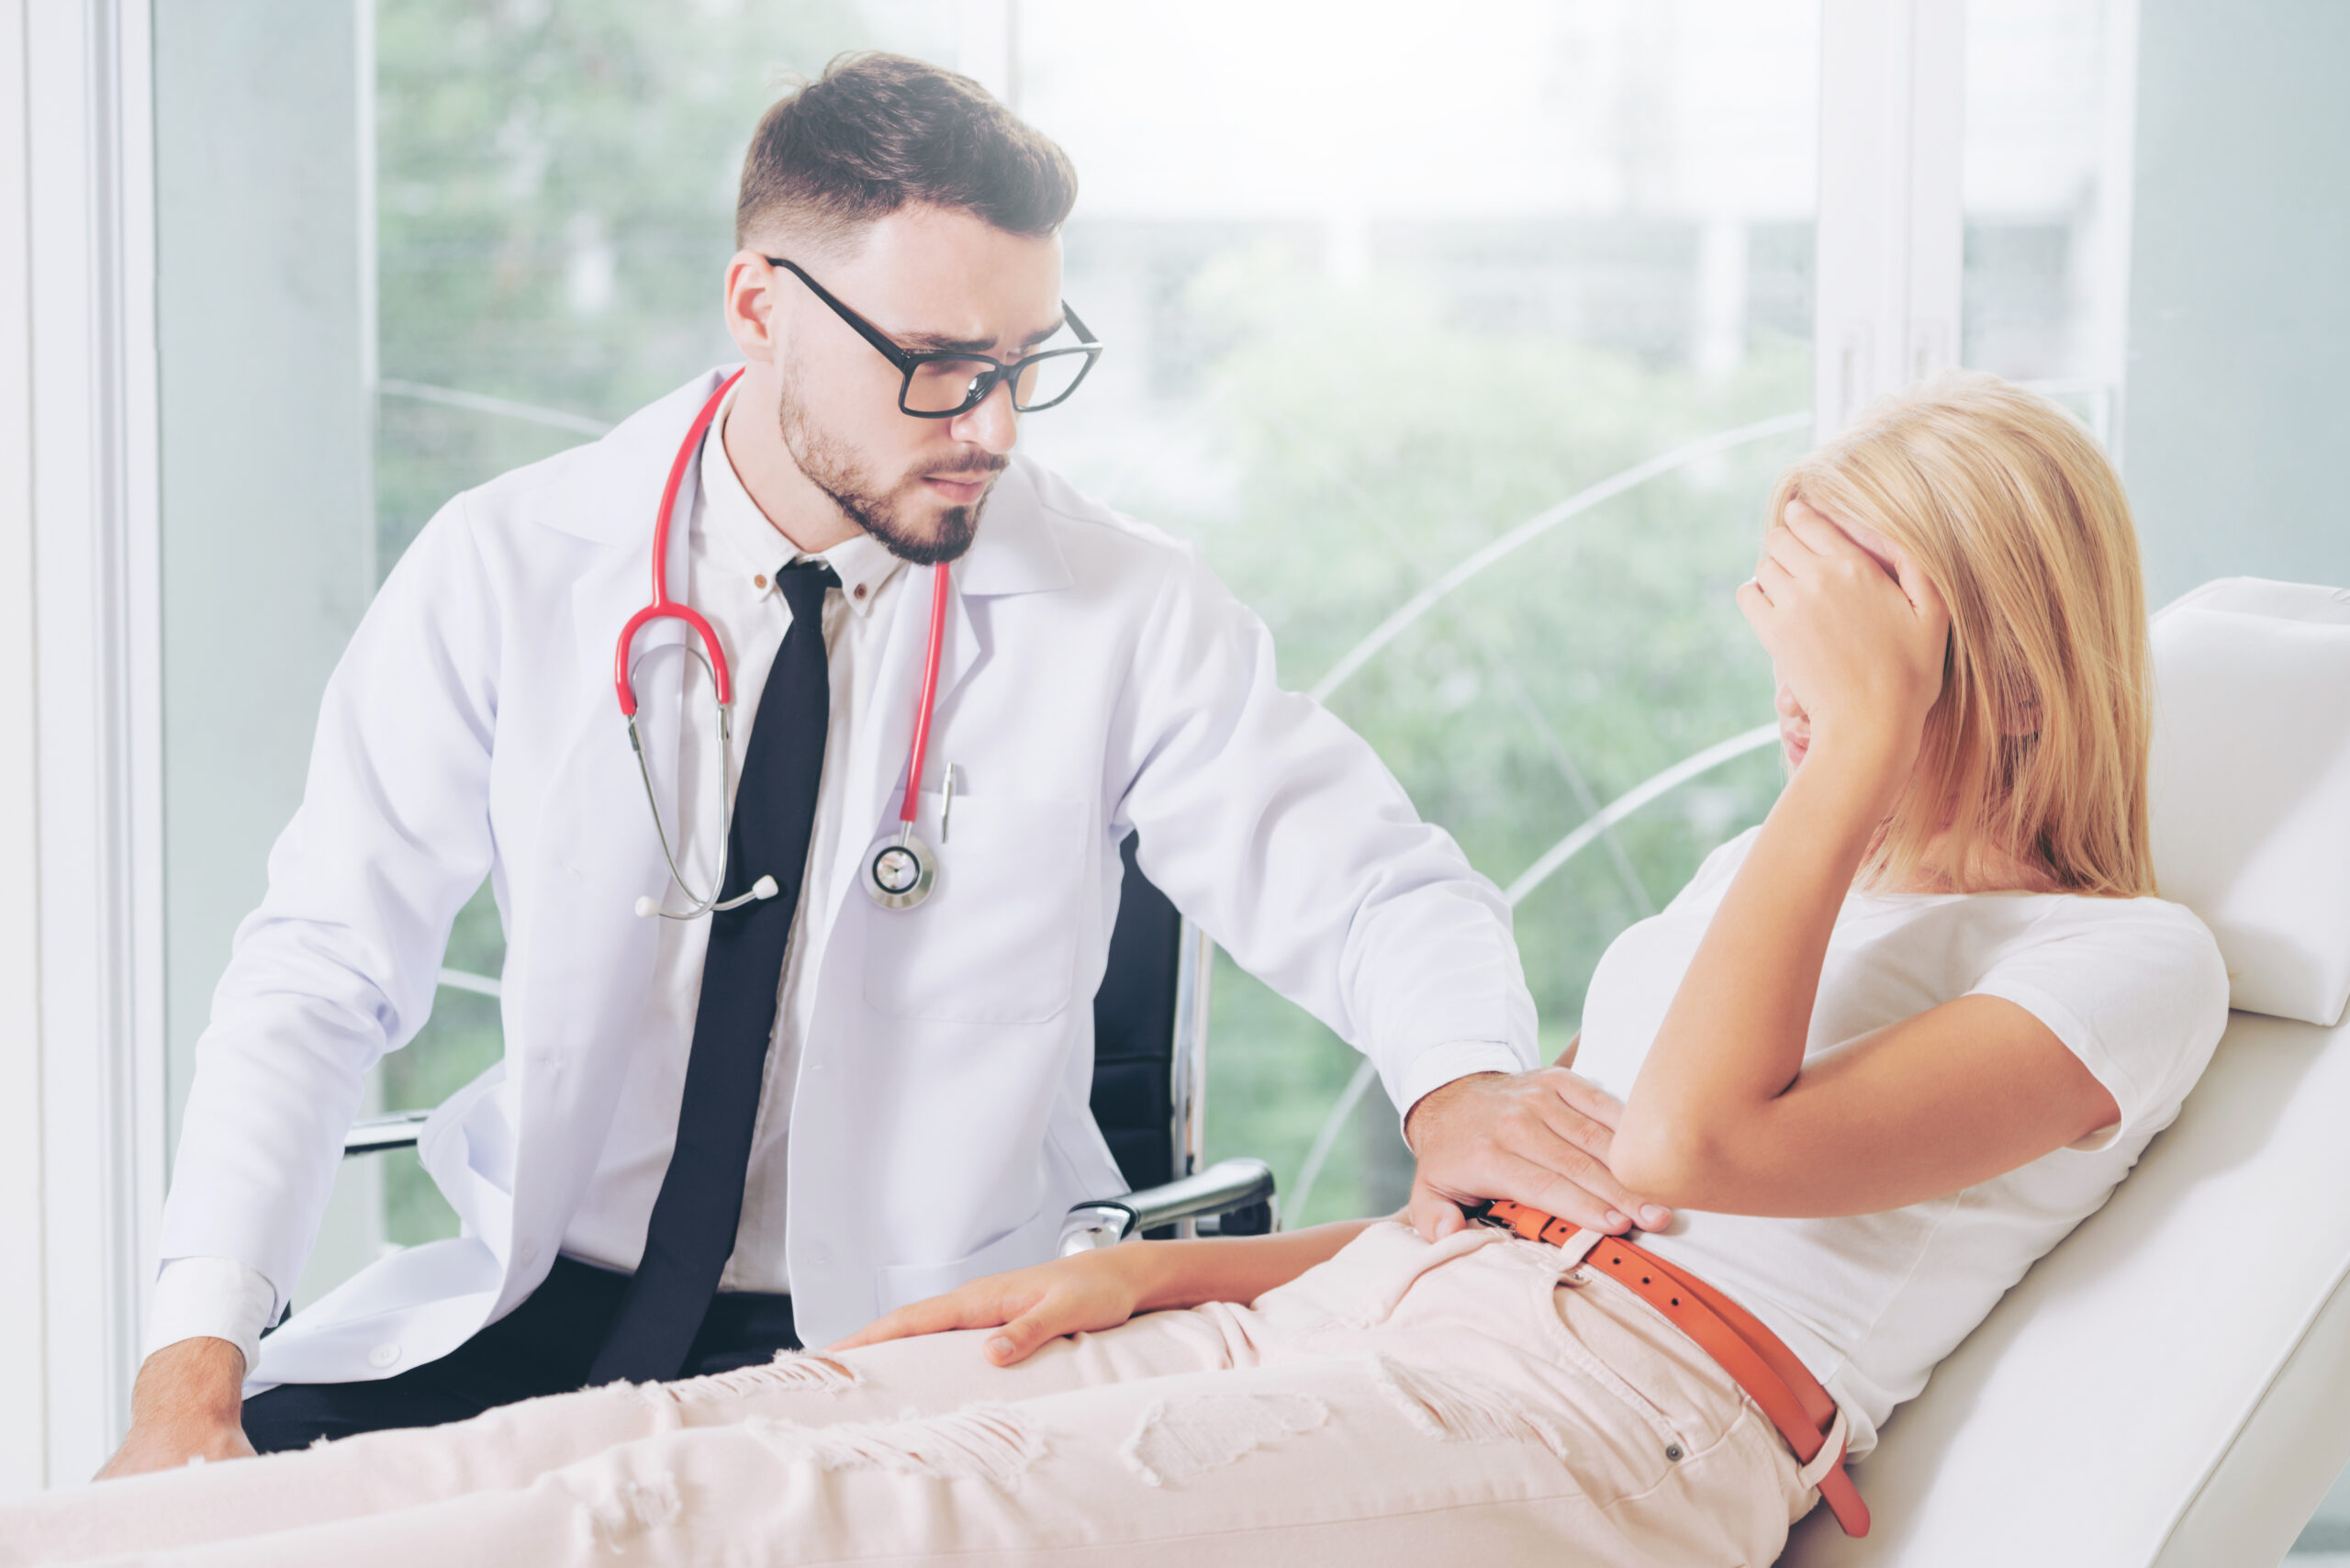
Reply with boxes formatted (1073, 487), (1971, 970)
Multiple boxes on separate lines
(1473, 1199), (1869, 1538)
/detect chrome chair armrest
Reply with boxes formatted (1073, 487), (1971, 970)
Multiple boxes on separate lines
(1059, 1157), (1277, 1255)
(343, 1110), (431, 1157)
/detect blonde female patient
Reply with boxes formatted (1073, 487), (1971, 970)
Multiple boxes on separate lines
(9, 375), (2228, 1567)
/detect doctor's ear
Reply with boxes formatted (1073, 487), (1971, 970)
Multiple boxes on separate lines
(722, 251), (785, 364)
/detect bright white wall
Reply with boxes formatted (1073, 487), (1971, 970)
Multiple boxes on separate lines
(5, 0), (166, 1495)
(2124, 0), (2350, 603)
(0, 0), (51, 1499)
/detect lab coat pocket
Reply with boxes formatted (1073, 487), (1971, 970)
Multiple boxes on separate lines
(874, 1202), (1061, 1316)
(859, 792), (1088, 1024)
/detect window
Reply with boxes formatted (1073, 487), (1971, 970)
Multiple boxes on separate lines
(1960, 0), (2132, 437)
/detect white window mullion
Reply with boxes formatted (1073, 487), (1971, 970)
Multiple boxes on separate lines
(2084, 0), (2141, 462)
(957, 0), (1019, 109)
(0, 0), (51, 1501)
(1813, 0), (1967, 441)
(20, 0), (166, 1486)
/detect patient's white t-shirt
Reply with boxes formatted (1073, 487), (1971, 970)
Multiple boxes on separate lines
(1572, 826), (2230, 1460)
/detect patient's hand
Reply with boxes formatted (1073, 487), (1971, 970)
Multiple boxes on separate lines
(1403, 1067), (1673, 1242)
(831, 1247), (1153, 1368)
(97, 1338), (255, 1480)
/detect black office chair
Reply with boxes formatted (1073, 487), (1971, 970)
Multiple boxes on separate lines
(344, 834), (1279, 1254)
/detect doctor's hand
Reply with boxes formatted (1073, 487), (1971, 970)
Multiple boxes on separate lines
(831, 1246), (1154, 1369)
(96, 1337), (255, 1480)
(1402, 1068), (1672, 1243)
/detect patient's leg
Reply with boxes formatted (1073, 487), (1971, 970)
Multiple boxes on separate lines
(10, 1232), (1805, 1566)
(28, 1341), (1789, 1568)
(0, 1306), (1242, 1566)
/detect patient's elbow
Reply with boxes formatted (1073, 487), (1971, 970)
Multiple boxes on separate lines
(1607, 1115), (1721, 1209)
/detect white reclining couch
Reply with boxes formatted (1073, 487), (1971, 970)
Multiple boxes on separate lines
(1785, 578), (2350, 1567)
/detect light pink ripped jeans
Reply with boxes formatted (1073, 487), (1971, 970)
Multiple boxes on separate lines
(8, 1223), (1819, 1567)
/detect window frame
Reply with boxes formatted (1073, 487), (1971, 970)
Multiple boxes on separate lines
(1, 0), (2056, 1492)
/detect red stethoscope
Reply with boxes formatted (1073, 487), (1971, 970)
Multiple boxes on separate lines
(616, 369), (949, 920)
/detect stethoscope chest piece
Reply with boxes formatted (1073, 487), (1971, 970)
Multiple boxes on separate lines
(864, 830), (936, 911)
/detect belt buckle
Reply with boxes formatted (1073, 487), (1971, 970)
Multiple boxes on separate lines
(1462, 1198), (1519, 1236)
(1465, 1198), (1568, 1247)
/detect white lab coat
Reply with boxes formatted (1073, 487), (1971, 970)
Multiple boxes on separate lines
(160, 368), (1538, 1385)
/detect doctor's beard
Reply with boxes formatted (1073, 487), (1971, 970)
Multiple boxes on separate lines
(776, 371), (1002, 566)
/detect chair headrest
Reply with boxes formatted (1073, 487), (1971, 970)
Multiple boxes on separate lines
(2149, 577), (2350, 1025)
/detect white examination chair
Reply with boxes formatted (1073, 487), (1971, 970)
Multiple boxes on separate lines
(1784, 578), (2350, 1568)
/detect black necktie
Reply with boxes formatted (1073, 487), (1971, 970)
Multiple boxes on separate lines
(589, 559), (837, 1385)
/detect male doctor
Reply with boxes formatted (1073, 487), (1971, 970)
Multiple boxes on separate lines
(106, 53), (1661, 1474)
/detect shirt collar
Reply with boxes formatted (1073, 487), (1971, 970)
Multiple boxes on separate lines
(701, 384), (908, 616)
(818, 530), (906, 615)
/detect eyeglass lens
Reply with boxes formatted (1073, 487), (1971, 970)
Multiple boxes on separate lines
(902, 349), (1092, 415)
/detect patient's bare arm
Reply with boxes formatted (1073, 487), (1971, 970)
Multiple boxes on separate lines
(96, 1337), (254, 1479)
(1606, 502), (2117, 1215)
(835, 1219), (1381, 1366)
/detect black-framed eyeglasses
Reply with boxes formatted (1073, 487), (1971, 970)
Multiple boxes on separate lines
(763, 255), (1103, 419)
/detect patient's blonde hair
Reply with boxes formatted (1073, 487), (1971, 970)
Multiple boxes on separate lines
(1769, 373), (2154, 897)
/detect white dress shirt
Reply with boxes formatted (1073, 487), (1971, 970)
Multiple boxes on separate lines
(149, 386), (903, 1366)
(564, 389), (907, 1289)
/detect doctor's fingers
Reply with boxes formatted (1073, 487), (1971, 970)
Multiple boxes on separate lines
(1483, 1080), (1629, 1180)
(1487, 1146), (1666, 1236)
(1533, 1083), (1672, 1225)
(1526, 1101), (1675, 1231)
(1500, 1123), (1658, 1224)
(1407, 1174), (1472, 1242)
(1530, 1066), (1628, 1129)
(1527, 1095), (1625, 1176)
(1431, 1126), (1644, 1236)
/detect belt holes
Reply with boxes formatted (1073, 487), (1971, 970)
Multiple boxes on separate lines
(1641, 1276), (1651, 1284)
(1671, 1296), (1680, 1306)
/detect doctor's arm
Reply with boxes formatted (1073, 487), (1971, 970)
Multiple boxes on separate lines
(103, 498), (504, 1475)
(1106, 545), (1665, 1242)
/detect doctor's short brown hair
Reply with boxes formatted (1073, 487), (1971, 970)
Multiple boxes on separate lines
(734, 52), (1078, 253)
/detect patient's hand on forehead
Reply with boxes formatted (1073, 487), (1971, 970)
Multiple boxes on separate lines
(1744, 493), (1952, 805)
(1802, 500), (1902, 575)
(1765, 498), (1910, 750)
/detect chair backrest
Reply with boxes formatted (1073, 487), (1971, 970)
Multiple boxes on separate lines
(1783, 579), (2350, 1566)
(1089, 833), (1185, 1193)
